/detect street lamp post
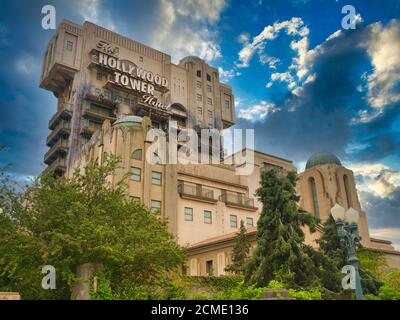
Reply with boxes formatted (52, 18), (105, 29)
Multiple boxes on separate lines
(330, 204), (364, 300)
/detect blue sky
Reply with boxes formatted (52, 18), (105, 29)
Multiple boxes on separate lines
(0, 0), (399, 248)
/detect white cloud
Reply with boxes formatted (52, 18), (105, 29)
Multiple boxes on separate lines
(236, 17), (309, 68)
(348, 162), (400, 197)
(173, 0), (227, 23)
(151, 0), (226, 63)
(218, 67), (241, 82)
(354, 13), (364, 25)
(235, 17), (320, 95)
(259, 54), (280, 69)
(351, 108), (383, 124)
(79, 0), (116, 31)
(366, 20), (400, 109)
(15, 55), (38, 75)
(290, 36), (310, 80)
(270, 71), (294, 83)
(326, 29), (342, 41)
(238, 100), (279, 122)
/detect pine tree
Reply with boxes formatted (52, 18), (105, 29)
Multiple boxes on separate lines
(316, 215), (347, 292)
(244, 169), (320, 288)
(225, 220), (250, 274)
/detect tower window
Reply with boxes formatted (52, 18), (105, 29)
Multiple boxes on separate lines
(309, 177), (320, 218)
(246, 217), (254, 227)
(196, 81), (202, 89)
(196, 70), (201, 77)
(151, 200), (161, 214)
(152, 171), (162, 185)
(204, 210), (212, 224)
(66, 40), (73, 51)
(343, 175), (352, 209)
(230, 215), (238, 228)
(185, 207), (193, 221)
(206, 73), (211, 81)
(104, 90), (111, 99)
(130, 167), (141, 182)
(206, 260), (213, 276)
(130, 196), (140, 202)
(132, 149), (142, 160)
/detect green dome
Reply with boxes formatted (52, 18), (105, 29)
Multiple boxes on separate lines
(306, 152), (342, 169)
(112, 115), (143, 128)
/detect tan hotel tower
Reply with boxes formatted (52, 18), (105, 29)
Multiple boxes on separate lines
(40, 20), (400, 276)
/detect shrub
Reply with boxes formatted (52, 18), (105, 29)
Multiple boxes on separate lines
(288, 287), (322, 300)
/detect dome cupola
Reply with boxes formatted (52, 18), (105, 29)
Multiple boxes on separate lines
(305, 152), (341, 169)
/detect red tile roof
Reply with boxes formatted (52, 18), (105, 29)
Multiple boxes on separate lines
(189, 226), (257, 249)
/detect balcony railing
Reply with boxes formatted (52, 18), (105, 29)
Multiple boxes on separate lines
(44, 139), (69, 164)
(46, 120), (71, 146)
(43, 157), (67, 175)
(82, 122), (102, 135)
(220, 192), (257, 211)
(48, 103), (73, 129)
(178, 183), (217, 203)
(84, 105), (116, 121)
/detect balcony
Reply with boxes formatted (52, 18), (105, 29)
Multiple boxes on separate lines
(46, 120), (71, 146)
(48, 103), (73, 130)
(43, 157), (67, 176)
(178, 183), (217, 203)
(40, 22), (81, 97)
(83, 104), (116, 121)
(220, 192), (257, 211)
(81, 122), (102, 135)
(44, 139), (69, 164)
(40, 63), (78, 97)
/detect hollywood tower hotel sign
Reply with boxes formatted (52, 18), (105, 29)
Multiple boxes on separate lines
(93, 40), (170, 111)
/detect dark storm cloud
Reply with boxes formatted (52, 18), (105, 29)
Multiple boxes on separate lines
(353, 134), (400, 162)
(0, 1), (84, 179)
(236, 23), (399, 164)
(360, 188), (400, 229)
(349, 103), (400, 162)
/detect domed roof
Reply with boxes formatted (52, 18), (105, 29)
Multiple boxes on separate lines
(305, 152), (342, 169)
(112, 115), (142, 128)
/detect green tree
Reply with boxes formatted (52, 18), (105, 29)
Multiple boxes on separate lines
(316, 215), (347, 292)
(0, 155), (185, 299)
(225, 220), (250, 275)
(244, 169), (320, 288)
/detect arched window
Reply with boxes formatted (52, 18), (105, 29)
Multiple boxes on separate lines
(309, 177), (320, 218)
(196, 70), (201, 77)
(343, 175), (352, 209)
(131, 149), (142, 160)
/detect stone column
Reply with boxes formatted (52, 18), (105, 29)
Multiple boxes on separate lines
(71, 263), (102, 300)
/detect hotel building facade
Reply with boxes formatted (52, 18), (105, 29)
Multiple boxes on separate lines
(40, 20), (400, 276)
